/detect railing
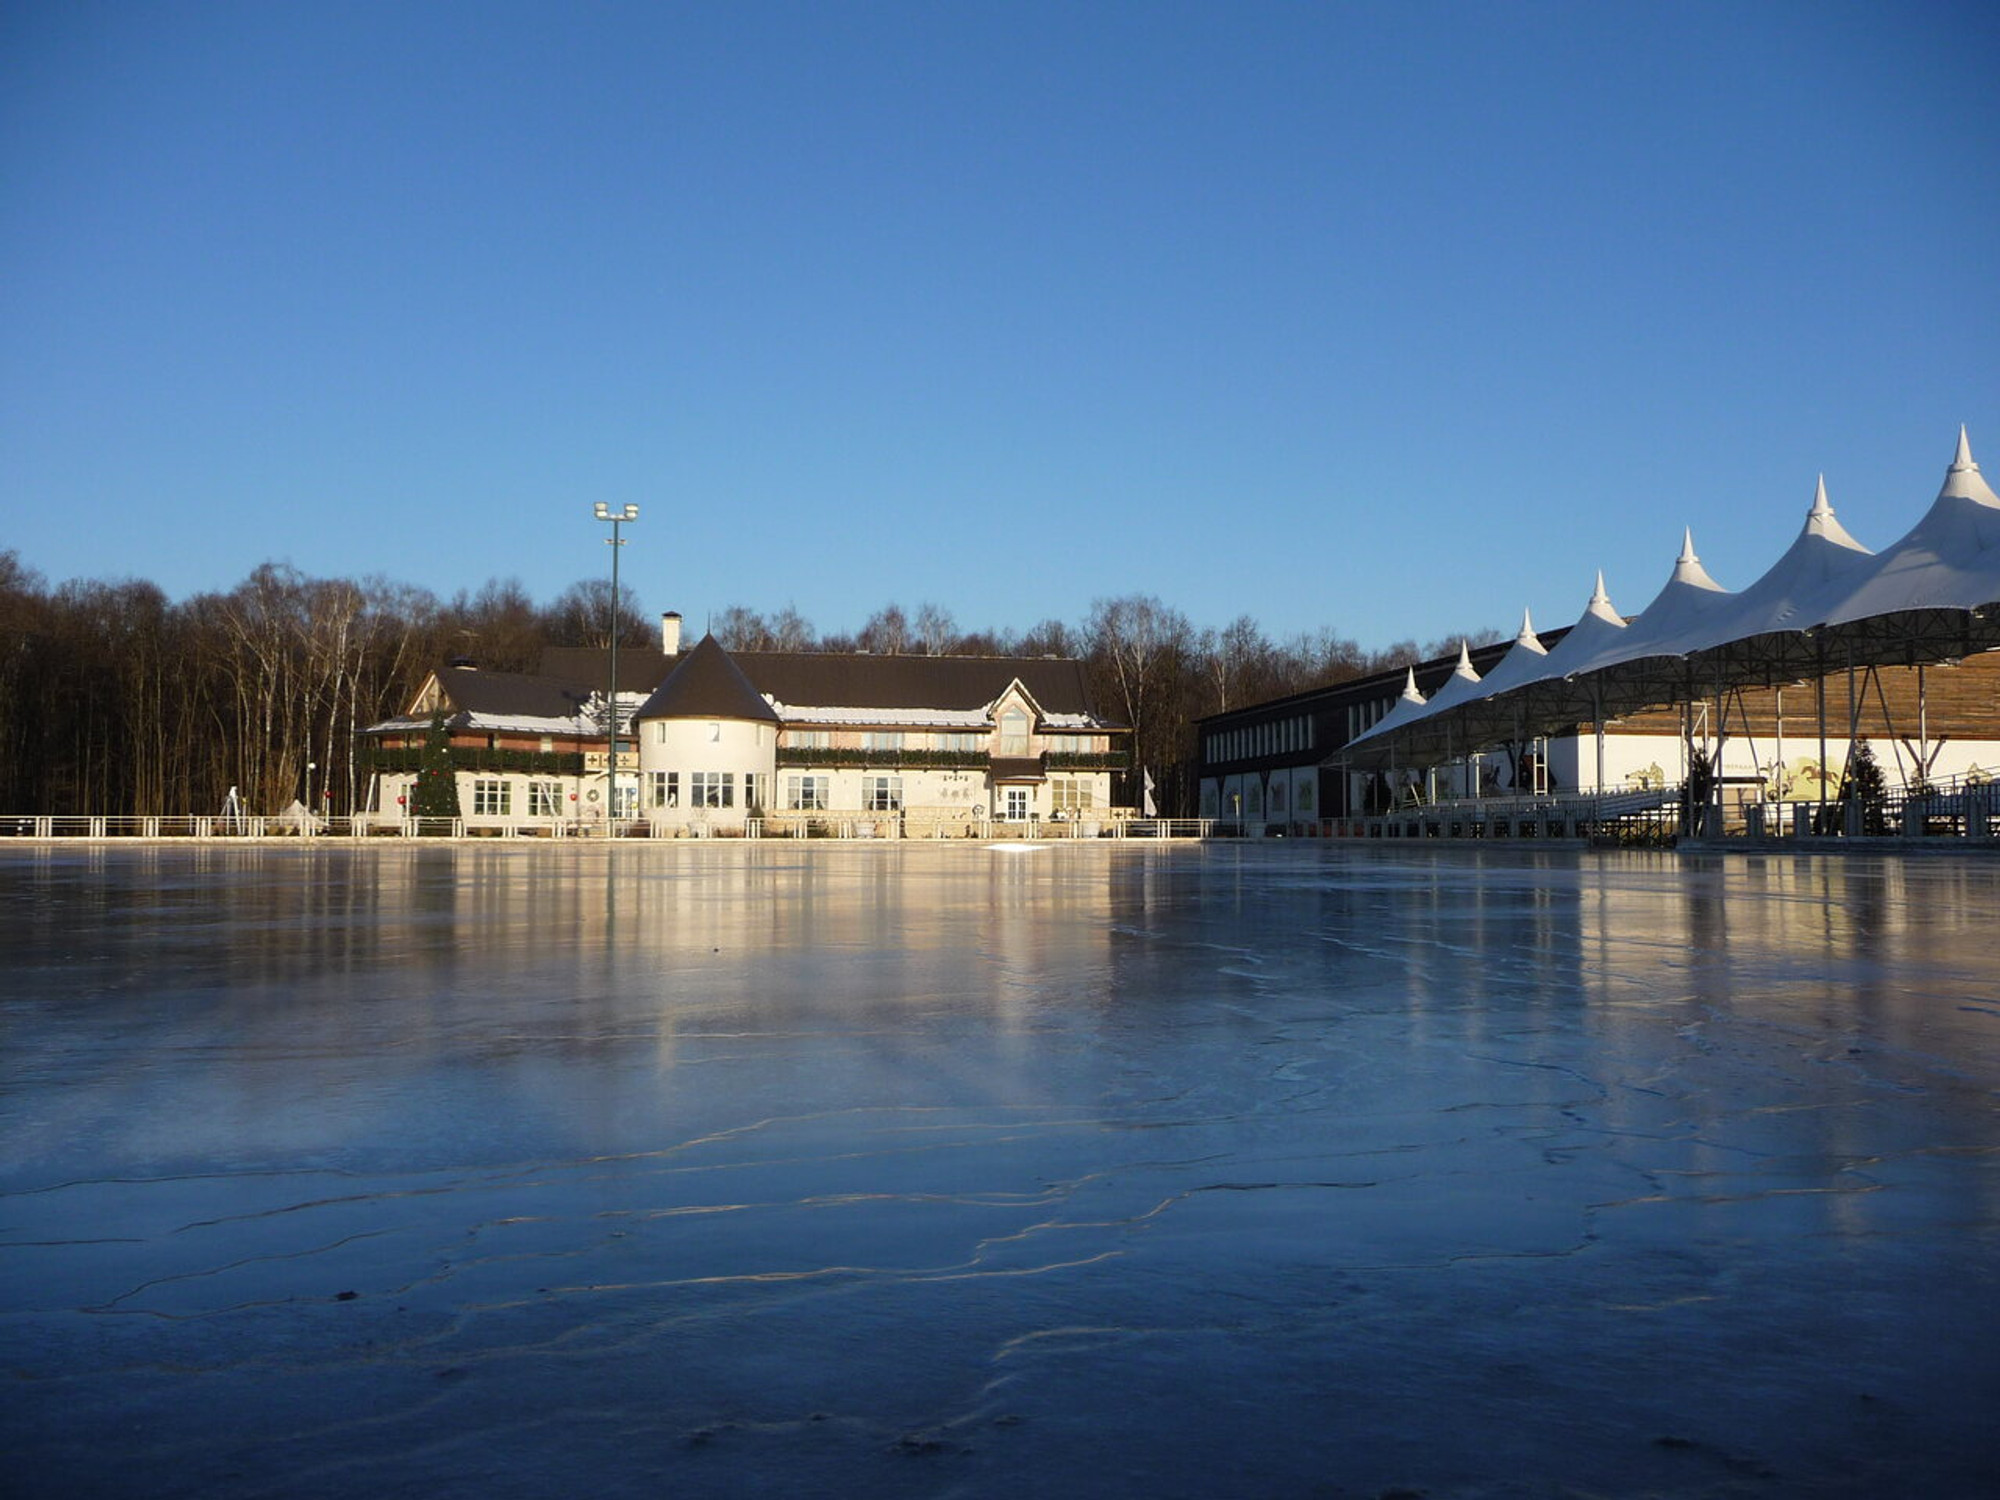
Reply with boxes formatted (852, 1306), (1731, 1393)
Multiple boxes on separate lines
(1333, 786), (1684, 844)
(0, 812), (1221, 842)
(362, 748), (588, 775)
(8, 788), (1992, 846)
(1326, 769), (1999, 845)
(1743, 768), (1999, 843)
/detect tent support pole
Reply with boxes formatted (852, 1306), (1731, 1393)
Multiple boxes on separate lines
(1918, 663), (1929, 780)
(1866, 665), (1908, 786)
(1816, 636), (1827, 818)
(1593, 682), (1605, 795)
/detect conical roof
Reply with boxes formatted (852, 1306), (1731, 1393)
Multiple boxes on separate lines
(1465, 609), (1550, 699)
(1824, 427), (2000, 623)
(1689, 475), (1873, 646)
(1517, 572), (1628, 687)
(1347, 668), (1428, 748)
(1414, 641), (1487, 719)
(634, 634), (781, 724)
(1567, 530), (1733, 676)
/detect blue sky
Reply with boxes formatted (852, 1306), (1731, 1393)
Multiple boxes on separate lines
(4, 1), (1997, 649)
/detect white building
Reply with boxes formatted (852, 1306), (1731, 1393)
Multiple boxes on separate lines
(364, 619), (1129, 835)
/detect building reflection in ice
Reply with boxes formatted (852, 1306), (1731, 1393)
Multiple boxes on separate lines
(2, 842), (1996, 1500)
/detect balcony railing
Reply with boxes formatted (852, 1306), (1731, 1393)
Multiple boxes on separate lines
(775, 747), (991, 770)
(362, 748), (588, 776)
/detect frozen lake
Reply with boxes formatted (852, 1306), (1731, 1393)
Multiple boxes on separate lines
(3, 842), (1997, 1498)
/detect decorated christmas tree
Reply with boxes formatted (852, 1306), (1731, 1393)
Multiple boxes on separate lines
(411, 710), (462, 826)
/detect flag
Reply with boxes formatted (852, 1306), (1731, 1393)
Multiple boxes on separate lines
(1142, 767), (1157, 817)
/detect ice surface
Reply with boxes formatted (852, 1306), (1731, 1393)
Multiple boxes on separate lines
(2, 843), (1997, 1498)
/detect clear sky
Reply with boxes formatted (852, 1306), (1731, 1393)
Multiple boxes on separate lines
(4, 1), (1997, 649)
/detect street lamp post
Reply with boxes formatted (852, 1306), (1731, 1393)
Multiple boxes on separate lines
(593, 503), (639, 834)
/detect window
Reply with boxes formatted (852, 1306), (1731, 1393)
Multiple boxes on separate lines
(743, 773), (768, 811)
(1051, 777), (1094, 812)
(863, 731), (904, 752)
(998, 708), (1030, 756)
(472, 779), (511, 816)
(528, 780), (563, 817)
(612, 782), (638, 819)
(936, 732), (982, 751)
(539, 735), (554, 753)
(654, 722), (667, 745)
(1298, 779), (1315, 812)
(786, 774), (829, 811)
(690, 771), (734, 808)
(650, 771), (679, 808)
(1271, 780), (1287, 813)
(863, 776), (903, 812)
(708, 721), (722, 742)
(787, 729), (831, 750)
(1002, 787), (1031, 820)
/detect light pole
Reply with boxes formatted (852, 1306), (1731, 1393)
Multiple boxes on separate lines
(593, 503), (639, 834)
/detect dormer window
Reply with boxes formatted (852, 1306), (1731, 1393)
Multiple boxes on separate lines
(998, 708), (1030, 756)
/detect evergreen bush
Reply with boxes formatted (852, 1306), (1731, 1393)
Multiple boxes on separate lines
(1843, 738), (1887, 834)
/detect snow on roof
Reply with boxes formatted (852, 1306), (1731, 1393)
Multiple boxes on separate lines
(769, 703), (1112, 731)
(771, 704), (996, 728)
(366, 710), (600, 737)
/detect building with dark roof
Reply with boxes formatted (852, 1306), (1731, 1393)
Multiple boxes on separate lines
(362, 618), (1128, 833)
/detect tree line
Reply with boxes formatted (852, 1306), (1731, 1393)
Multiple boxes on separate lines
(0, 549), (1490, 815)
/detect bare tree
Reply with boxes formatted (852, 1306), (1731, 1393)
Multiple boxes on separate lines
(1084, 594), (1197, 808)
(443, 578), (542, 671)
(912, 601), (958, 655)
(769, 605), (815, 651)
(713, 605), (775, 651)
(544, 578), (650, 648)
(1015, 617), (1078, 658)
(857, 603), (910, 654)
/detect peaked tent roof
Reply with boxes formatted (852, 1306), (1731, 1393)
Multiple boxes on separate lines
(1695, 476), (1875, 648)
(1461, 610), (1549, 700)
(1516, 572), (1630, 692)
(1336, 428), (2000, 774)
(1567, 531), (1732, 681)
(1345, 668), (1429, 750)
(1413, 642), (1486, 719)
(634, 635), (782, 723)
(1823, 427), (2000, 625)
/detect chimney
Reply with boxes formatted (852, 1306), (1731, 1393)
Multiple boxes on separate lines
(661, 611), (683, 656)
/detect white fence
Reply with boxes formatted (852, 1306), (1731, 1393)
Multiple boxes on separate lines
(0, 813), (1230, 843)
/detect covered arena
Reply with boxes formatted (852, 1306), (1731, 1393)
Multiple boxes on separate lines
(1336, 429), (2000, 841)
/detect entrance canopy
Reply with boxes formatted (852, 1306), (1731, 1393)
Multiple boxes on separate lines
(1343, 429), (2000, 770)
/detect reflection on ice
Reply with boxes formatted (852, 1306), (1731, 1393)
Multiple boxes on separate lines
(2, 843), (1997, 1497)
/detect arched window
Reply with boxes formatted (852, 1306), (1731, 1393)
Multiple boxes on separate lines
(998, 708), (1030, 756)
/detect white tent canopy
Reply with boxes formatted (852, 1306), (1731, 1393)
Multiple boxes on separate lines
(1340, 428), (2000, 772)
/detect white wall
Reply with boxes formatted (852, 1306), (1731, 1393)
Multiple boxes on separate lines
(639, 717), (777, 830)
